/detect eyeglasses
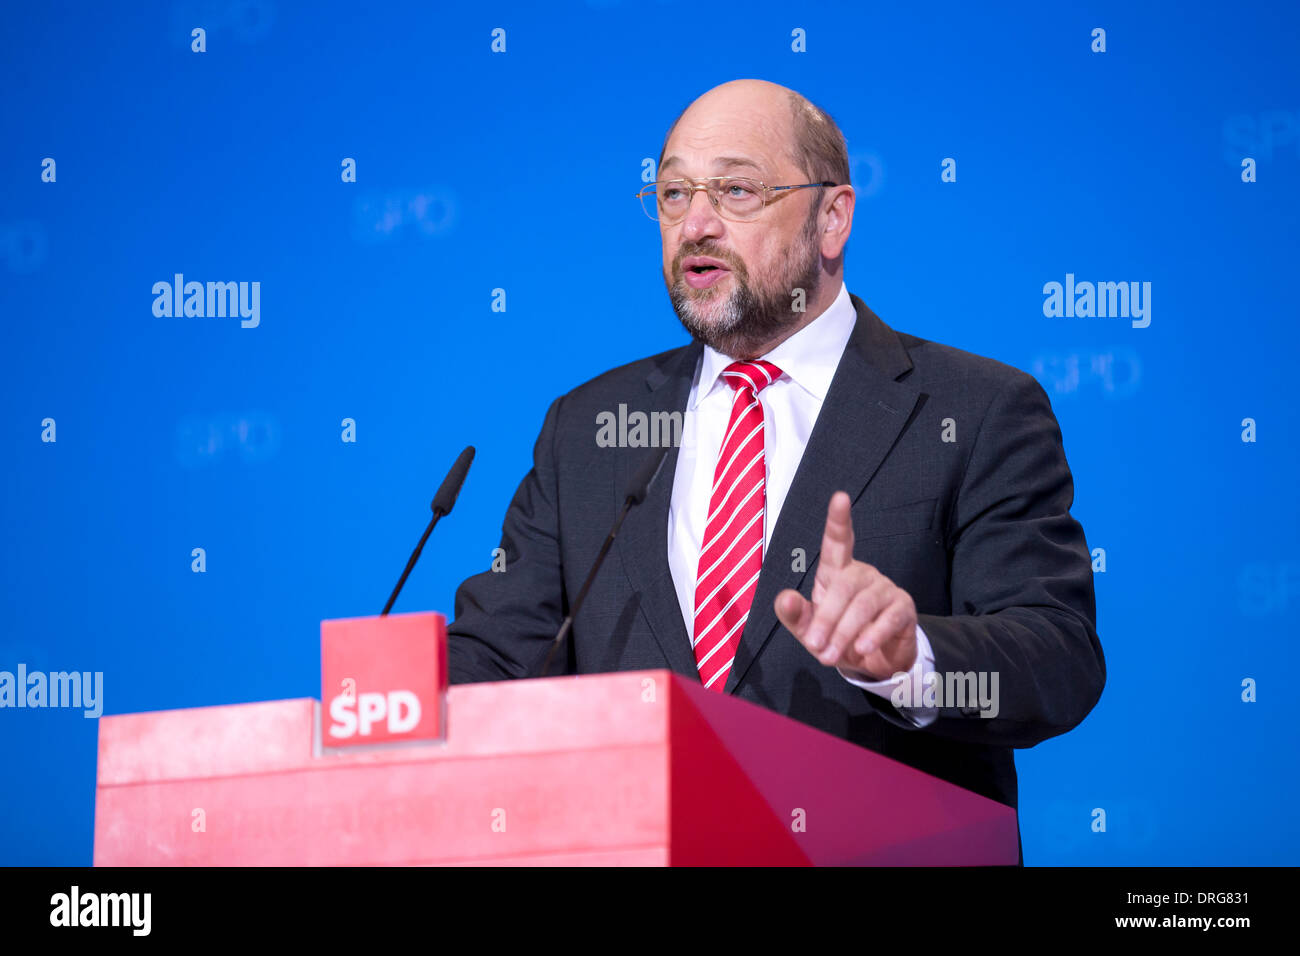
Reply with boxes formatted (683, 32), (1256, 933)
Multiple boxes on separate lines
(636, 177), (837, 224)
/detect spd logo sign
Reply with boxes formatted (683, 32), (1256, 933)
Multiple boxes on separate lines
(320, 611), (447, 748)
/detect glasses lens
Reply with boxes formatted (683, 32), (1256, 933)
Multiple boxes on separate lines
(714, 178), (763, 220)
(643, 181), (692, 222)
(641, 178), (766, 223)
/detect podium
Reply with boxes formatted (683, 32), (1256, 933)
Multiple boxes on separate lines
(93, 669), (1018, 866)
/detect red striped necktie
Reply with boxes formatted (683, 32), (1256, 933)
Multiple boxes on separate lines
(692, 359), (783, 691)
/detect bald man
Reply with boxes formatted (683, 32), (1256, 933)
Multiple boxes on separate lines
(446, 79), (1105, 857)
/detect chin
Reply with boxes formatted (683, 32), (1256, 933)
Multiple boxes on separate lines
(684, 305), (738, 336)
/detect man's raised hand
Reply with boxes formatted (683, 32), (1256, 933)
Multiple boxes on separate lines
(774, 491), (918, 680)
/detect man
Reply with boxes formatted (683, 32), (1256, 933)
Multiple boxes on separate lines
(446, 79), (1105, 851)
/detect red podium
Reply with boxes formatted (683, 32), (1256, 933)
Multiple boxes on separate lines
(93, 669), (1018, 865)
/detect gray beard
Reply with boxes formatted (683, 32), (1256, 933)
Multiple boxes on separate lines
(667, 214), (823, 360)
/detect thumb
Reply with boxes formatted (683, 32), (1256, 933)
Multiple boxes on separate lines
(775, 588), (814, 640)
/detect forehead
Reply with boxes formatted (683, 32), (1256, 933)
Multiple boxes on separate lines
(660, 154), (772, 178)
(660, 106), (794, 179)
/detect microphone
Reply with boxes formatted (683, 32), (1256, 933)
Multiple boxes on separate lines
(537, 446), (670, 677)
(381, 445), (476, 616)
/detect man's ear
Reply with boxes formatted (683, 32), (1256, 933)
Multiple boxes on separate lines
(819, 186), (855, 260)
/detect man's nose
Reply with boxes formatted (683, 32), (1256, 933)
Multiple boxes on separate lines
(680, 187), (724, 242)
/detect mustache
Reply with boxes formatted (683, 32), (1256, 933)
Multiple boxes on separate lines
(677, 249), (737, 269)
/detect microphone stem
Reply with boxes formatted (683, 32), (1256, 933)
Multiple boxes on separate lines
(539, 495), (634, 676)
(382, 508), (446, 616)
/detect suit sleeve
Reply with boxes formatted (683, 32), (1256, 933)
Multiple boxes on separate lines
(862, 370), (1106, 747)
(446, 394), (568, 683)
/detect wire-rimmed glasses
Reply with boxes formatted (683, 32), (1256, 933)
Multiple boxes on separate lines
(637, 177), (837, 224)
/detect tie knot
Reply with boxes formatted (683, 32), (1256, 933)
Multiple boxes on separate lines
(721, 359), (782, 394)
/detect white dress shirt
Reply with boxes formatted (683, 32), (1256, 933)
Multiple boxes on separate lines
(667, 280), (938, 727)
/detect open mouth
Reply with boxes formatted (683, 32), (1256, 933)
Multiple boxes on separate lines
(684, 265), (729, 289)
(682, 256), (731, 288)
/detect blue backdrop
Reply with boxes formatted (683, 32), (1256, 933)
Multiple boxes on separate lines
(2, 0), (1297, 865)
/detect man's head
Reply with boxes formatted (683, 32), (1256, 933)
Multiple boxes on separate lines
(654, 80), (855, 360)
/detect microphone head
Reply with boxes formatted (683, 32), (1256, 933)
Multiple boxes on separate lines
(626, 446), (670, 505)
(431, 445), (476, 515)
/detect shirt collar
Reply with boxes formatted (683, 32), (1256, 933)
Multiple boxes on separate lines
(691, 280), (857, 409)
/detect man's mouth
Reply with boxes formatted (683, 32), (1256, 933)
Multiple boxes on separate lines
(682, 256), (731, 289)
(684, 268), (728, 289)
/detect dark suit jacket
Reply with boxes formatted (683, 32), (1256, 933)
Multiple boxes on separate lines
(447, 293), (1105, 822)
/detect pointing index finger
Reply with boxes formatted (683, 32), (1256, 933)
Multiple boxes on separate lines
(820, 491), (855, 571)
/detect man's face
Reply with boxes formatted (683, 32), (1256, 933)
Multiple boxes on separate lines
(659, 112), (824, 360)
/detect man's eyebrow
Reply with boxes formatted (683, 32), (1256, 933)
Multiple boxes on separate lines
(660, 155), (766, 175)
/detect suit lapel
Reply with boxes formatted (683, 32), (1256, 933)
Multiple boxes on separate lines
(615, 341), (703, 680)
(724, 295), (922, 694)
